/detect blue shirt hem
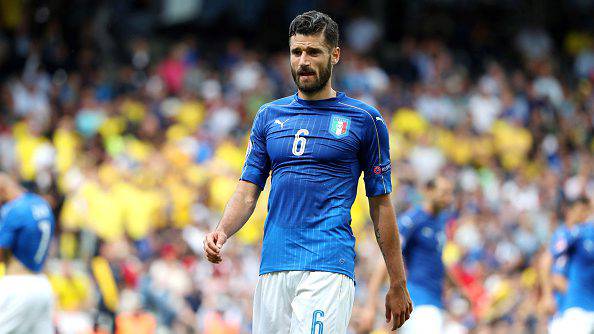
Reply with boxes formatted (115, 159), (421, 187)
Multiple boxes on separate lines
(259, 266), (355, 282)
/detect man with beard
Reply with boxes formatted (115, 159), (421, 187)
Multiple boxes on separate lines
(204, 10), (412, 333)
(0, 173), (55, 333)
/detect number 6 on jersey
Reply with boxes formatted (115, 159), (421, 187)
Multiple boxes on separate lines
(311, 310), (324, 334)
(292, 129), (309, 156)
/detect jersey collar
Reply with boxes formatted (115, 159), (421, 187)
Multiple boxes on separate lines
(293, 91), (347, 107)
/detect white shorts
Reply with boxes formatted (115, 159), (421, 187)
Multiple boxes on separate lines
(0, 275), (54, 334)
(548, 314), (564, 334)
(253, 271), (355, 334)
(399, 305), (444, 334)
(557, 307), (594, 334)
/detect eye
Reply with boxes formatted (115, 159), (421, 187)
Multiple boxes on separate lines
(291, 49), (302, 56)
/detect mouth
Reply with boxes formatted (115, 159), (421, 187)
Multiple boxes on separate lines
(298, 70), (316, 79)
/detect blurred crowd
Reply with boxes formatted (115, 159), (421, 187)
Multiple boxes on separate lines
(1, 2), (594, 334)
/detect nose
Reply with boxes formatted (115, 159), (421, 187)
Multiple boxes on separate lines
(298, 52), (310, 67)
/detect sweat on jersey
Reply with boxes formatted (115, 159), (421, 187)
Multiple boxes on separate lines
(240, 92), (392, 281)
(554, 221), (594, 312)
(0, 193), (55, 273)
(398, 206), (454, 309)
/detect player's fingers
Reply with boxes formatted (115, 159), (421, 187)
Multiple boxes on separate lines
(385, 304), (391, 323)
(394, 309), (405, 330)
(390, 310), (399, 331)
(204, 242), (219, 257)
(206, 247), (221, 262)
(215, 233), (227, 248)
(206, 253), (222, 263)
(204, 234), (220, 254)
(400, 311), (407, 328)
(208, 233), (220, 250)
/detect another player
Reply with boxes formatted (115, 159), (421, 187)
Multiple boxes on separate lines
(539, 198), (587, 333)
(203, 10), (412, 333)
(0, 173), (56, 333)
(551, 196), (594, 334)
(360, 177), (455, 333)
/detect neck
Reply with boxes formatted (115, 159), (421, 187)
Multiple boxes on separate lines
(298, 83), (336, 101)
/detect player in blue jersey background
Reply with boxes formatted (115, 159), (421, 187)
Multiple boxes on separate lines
(0, 173), (56, 333)
(547, 196), (594, 334)
(360, 176), (456, 333)
(203, 10), (412, 333)
(539, 197), (588, 334)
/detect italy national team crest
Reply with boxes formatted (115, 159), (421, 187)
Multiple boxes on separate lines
(329, 115), (351, 138)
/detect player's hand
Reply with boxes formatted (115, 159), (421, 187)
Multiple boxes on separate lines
(385, 281), (412, 331)
(203, 230), (228, 263)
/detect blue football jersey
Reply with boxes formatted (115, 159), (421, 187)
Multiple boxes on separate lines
(241, 92), (392, 280)
(558, 221), (594, 311)
(0, 193), (55, 273)
(549, 225), (570, 314)
(398, 206), (453, 309)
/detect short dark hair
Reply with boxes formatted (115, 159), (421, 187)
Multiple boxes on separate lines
(289, 11), (339, 49)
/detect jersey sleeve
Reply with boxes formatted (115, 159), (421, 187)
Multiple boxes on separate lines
(0, 206), (21, 249)
(240, 106), (271, 189)
(397, 211), (418, 249)
(359, 110), (392, 197)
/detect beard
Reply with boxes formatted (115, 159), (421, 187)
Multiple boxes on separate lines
(291, 57), (332, 94)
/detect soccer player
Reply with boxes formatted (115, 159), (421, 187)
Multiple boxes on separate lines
(0, 173), (55, 333)
(539, 198), (587, 333)
(551, 196), (594, 334)
(203, 10), (412, 333)
(359, 177), (455, 333)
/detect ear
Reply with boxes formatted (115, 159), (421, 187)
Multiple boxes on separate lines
(331, 46), (340, 65)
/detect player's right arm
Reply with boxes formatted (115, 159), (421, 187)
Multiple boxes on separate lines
(204, 107), (271, 264)
(203, 181), (262, 263)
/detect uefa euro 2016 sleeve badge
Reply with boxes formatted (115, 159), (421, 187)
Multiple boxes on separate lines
(329, 115), (351, 138)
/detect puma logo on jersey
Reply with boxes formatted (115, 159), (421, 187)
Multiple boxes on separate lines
(375, 116), (385, 124)
(274, 119), (289, 129)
